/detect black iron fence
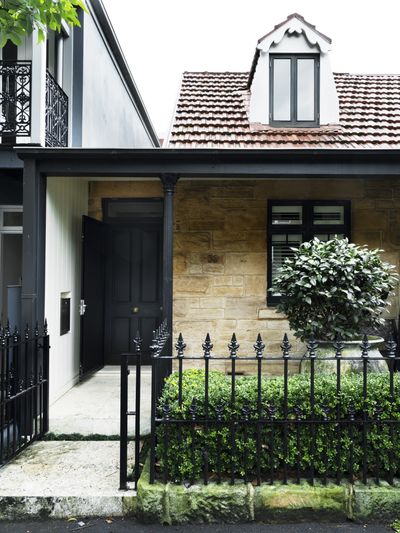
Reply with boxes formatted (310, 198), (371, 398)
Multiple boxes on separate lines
(0, 60), (31, 138)
(149, 332), (400, 486)
(45, 70), (68, 147)
(0, 321), (49, 466)
(119, 320), (170, 490)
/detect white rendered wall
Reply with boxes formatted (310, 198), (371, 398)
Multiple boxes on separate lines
(81, 13), (154, 148)
(249, 32), (339, 126)
(45, 177), (88, 404)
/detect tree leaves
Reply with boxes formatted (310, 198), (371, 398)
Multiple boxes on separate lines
(271, 237), (398, 341)
(0, 0), (86, 47)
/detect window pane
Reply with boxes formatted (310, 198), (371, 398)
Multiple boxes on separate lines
(106, 200), (163, 220)
(297, 59), (315, 121)
(271, 205), (303, 225)
(315, 233), (345, 241)
(273, 58), (291, 121)
(271, 234), (302, 293)
(3, 211), (23, 227)
(313, 205), (344, 225)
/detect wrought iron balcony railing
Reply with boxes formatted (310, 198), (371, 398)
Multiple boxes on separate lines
(0, 61), (32, 139)
(45, 71), (68, 147)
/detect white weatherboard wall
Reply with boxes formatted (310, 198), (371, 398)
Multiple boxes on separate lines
(45, 178), (88, 404)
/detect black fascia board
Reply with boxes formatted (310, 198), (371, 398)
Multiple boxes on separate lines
(89, 0), (160, 147)
(15, 147), (400, 179)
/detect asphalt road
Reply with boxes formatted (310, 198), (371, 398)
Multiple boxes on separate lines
(0, 519), (393, 533)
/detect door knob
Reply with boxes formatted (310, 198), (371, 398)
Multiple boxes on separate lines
(132, 307), (139, 314)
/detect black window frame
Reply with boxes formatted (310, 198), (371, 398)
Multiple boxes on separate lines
(267, 200), (351, 306)
(269, 54), (320, 127)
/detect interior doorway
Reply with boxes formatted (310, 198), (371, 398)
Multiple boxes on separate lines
(80, 198), (163, 375)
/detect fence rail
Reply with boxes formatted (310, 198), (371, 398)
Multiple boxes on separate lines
(0, 321), (49, 466)
(150, 332), (400, 487)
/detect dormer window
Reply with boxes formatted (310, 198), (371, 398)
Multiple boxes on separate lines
(270, 54), (319, 127)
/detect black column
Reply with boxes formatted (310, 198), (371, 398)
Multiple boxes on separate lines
(160, 173), (178, 373)
(22, 159), (46, 330)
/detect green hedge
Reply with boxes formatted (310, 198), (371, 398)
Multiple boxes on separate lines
(156, 369), (400, 482)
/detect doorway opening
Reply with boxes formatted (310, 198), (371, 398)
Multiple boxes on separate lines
(80, 198), (163, 376)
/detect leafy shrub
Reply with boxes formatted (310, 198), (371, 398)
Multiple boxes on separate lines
(156, 369), (400, 482)
(271, 237), (397, 341)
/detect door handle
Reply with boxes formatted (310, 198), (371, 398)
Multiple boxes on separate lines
(132, 307), (139, 314)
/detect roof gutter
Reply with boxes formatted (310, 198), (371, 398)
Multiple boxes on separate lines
(15, 147), (400, 179)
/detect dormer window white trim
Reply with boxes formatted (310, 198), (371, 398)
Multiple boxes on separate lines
(270, 54), (319, 127)
(248, 13), (339, 128)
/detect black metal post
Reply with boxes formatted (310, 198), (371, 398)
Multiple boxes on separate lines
(120, 353), (128, 490)
(149, 333), (158, 484)
(160, 173), (179, 379)
(42, 321), (49, 434)
(22, 160), (46, 330)
(134, 333), (142, 490)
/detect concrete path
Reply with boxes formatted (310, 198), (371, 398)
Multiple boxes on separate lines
(0, 441), (136, 519)
(49, 366), (151, 436)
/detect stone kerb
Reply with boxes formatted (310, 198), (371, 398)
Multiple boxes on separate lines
(137, 454), (400, 524)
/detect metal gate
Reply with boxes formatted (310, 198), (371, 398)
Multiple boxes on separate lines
(119, 320), (169, 490)
(0, 321), (49, 466)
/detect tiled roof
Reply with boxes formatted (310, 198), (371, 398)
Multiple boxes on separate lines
(167, 72), (400, 148)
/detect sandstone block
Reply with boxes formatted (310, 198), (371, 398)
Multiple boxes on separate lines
(199, 297), (225, 309)
(210, 184), (255, 198)
(244, 275), (266, 297)
(213, 286), (244, 297)
(225, 253), (266, 275)
(175, 233), (211, 252)
(174, 298), (200, 318)
(224, 298), (259, 320)
(258, 308), (285, 320)
(213, 276), (233, 286)
(174, 276), (210, 294)
(173, 254), (187, 274)
(186, 308), (224, 320)
(202, 264), (225, 274)
(189, 219), (225, 231)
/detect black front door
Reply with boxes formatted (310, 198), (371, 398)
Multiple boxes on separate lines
(80, 216), (108, 376)
(104, 222), (163, 365)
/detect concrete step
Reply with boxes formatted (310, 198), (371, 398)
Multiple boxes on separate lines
(0, 441), (137, 519)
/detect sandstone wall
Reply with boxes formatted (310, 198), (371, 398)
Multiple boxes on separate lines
(89, 178), (400, 374)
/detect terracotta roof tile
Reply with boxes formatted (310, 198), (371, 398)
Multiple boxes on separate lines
(167, 71), (400, 148)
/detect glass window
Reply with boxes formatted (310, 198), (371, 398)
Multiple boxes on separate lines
(268, 201), (350, 305)
(313, 205), (344, 225)
(3, 211), (23, 227)
(271, 205), (302, 225)
(270, 54), (319, 127)
(272, 59), (291, 121)
(297, 59), (315, 121)
(271, 234), (302, 296)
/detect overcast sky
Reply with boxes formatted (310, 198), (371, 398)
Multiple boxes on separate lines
(101, 0), (400, 140)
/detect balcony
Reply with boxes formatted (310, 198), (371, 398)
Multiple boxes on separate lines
(45, 70), (68, 147)
(0, 60), (32, 139)
(0, 62), (69, 147)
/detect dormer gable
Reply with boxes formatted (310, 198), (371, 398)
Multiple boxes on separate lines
(248, 13), (339, 127)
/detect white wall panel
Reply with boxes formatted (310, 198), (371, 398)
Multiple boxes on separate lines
(81, 13), (154, 148)
(45, 178), (88, 404)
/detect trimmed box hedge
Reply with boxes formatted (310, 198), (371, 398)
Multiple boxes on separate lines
(156, 369), (400, 482)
